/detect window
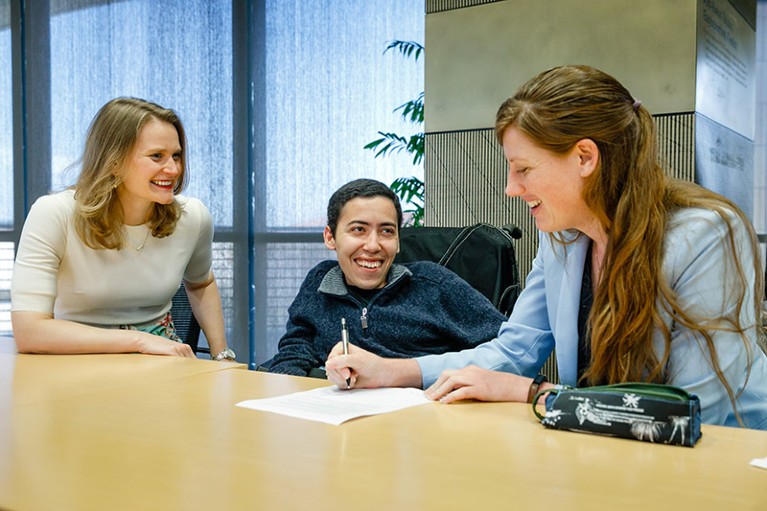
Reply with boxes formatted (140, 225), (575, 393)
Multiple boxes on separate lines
(1, 0), (12, 336)
(264, 0), (424, 229)
(48, 0), (237, 353)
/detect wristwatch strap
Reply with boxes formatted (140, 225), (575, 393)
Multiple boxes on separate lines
(527, 373), (548, 404)
(214, 348), (236, 361)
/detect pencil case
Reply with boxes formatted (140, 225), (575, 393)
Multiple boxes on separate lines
(532, 382), (702, 447)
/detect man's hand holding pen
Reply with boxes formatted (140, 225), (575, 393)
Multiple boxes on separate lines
(327, 336), (359, 389)
(325, 342), (424, 390)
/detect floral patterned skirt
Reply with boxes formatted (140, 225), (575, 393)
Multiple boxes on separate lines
(117, 312), (181, 342)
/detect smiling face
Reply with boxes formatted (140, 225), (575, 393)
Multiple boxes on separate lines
(323, 196), (400, 290)
(502, 126), (603, 239)
(116, 118), (182, 225)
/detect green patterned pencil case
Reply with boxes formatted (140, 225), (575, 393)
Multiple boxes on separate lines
(532, 382), (702, 447)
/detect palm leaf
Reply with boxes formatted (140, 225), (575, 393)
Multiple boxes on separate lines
(384, 40), (424, 62)
(394, 92), (424, 124)
(364, 132), (423, 165)
(390, 176), (425, 227)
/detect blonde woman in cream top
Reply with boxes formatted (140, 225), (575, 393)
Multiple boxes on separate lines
(11, 98), (231, 360)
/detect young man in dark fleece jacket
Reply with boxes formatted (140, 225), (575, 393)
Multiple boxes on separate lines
(269, 178), (506, 377)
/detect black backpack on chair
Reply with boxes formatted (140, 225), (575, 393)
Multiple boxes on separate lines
(394, 223), (522, 316)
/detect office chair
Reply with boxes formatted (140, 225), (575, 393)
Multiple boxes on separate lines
(170, 285), (206, 355)
(394, 223), (522, 316)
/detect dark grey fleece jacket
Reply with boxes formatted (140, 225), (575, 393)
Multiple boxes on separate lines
(269, 260), (506, 376)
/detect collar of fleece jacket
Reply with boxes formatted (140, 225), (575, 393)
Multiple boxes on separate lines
(318, 263), (411, 297)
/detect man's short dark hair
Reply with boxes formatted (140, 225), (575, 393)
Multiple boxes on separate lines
(327, 178), (403, 235)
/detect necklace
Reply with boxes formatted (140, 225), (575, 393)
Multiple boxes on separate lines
(126, 228), (151, 253)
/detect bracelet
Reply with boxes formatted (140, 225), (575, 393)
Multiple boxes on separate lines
(527, 373), (548, 404)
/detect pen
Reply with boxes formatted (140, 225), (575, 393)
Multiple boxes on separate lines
(341, 318), (351, 389)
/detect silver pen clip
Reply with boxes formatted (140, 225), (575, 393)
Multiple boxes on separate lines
(341, 318), (351, 389)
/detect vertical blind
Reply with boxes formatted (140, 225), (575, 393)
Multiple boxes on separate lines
(49, 0), (234, 227)
(265, 0), (424, 229)
(1, 0), (12, 336)
(0, 0), (11, 228)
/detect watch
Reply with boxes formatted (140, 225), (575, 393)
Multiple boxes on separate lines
(527, 373), (548, 404)
(213, 347), (236, 362)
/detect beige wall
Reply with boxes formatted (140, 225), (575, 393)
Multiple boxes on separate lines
(755, 1), (767, 233)
(425, 0), (698, 132)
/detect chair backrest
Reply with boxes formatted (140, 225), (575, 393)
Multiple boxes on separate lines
(171, 286), (202, 353)
(394, 223), (522, 316)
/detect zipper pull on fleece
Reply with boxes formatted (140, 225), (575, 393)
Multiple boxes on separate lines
(360, 308), (368, 332)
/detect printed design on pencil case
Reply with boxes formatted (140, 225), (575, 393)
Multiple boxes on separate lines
(622, 393), (640, 408)
(574, 398), (611, 426)
(541, 392), (672, 443)
(668, 415), (690, 445)
(630, 421), (664, 442)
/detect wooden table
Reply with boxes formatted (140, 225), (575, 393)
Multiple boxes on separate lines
(1, 350), (765, 510)
(0, 340), (241, 407)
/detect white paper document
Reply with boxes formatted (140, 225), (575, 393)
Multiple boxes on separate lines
(749, 456), (767, 470)
(236, 385), (431, 425)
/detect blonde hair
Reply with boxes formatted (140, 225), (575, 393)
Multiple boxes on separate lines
(496, 65), (763, 424)
(73, 97), (188, 249)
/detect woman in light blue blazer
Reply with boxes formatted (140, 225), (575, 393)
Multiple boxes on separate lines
(326, 65), (767, 429)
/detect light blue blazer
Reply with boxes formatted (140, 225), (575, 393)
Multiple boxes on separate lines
(417, 208), (767, 429)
